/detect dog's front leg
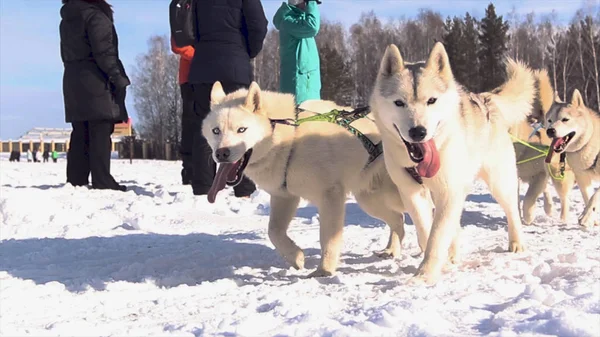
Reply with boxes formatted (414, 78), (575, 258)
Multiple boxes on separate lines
(309, 185), (346, 277)
(579, 188), (600, 228)
(413, 188), (464, 285)
(550, 172), (575, 223)
(522, 174), (549, 225)
(404, 189), (434, 254)
(575, 172), (595, 205)
(268, 194), (304, 269)
(375, 227), (403, 259)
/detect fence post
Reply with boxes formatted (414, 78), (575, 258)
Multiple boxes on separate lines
(8, 140), (12, 153)
(129, 136), (134, 164)
(51, 140), (55, 152)
(18, 141), (23, 152)
(165, 142), (171, 161)
(142, 141), (148, 159)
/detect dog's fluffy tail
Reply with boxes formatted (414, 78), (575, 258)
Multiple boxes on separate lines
(535, 68), (554, 116)
(489, 58), (536, 128)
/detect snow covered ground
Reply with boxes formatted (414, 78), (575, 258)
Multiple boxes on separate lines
(1, 158), (599, 337)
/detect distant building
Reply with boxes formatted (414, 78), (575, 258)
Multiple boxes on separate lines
(1, 119), (132, 153)
(17, 127), (129, 143)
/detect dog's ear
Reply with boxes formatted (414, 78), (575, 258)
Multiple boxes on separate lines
(211, 81), (226, 105)
(570, 89), (585, 108)
(425, 42), (453, 81)
(379, 44), (404, 76)
(553, 90), (563, 103)
(244, 81), (264, 115)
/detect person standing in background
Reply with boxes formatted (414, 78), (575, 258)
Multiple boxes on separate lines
(187, 0), (268, 197)
(171, 36), (195, 186)
(60, 0), (129, 191)
(273, 0), (321, 105)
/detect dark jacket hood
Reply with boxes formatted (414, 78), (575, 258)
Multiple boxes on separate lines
(60, 0), (113, 21)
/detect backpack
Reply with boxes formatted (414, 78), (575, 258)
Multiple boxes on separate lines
(169, 0), (196, 47)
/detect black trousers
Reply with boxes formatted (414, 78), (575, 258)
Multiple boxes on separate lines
(67, 120), (122, 189)
(180, 82), (195, 183)
(190, 82), (256, 197)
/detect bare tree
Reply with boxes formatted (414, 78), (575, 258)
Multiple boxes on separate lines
(254, 29), (280, 91)
(582, 15), (600, 108)
(130, 35), (181, 159)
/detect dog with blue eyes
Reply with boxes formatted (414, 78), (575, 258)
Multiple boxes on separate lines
(201, 80), (415, 279)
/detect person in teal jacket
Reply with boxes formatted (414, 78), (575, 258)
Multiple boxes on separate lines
(273, 0), (321, 105)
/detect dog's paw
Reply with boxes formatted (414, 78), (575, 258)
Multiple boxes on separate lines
(411, 260), (443, 286)
(448, 244), (460, 265)
(508, 241), (525, 253)
(374, 247), (400, 259)
(282, 249), (305, 270)
(407, 274), (429, 286)
(521, 210), (535, 226)
(578, 209), (599, 228)
(560, 211), (569, 224)
(410, 270), (440, 286)
(543, 203), (554, 218)
(307, 268), (334, 278)
(447, 252), (460, 265)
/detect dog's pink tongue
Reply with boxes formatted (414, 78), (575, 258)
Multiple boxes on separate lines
(415, 139), (440, 178)
(545, 138), (564, 163)
(207, 163), (235, 203)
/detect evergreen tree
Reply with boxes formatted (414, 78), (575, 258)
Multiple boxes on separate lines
(443, 17), (464, 77)
(478, 3), (509, 91)
(462, 13), (480, 92)
(444, 16), (470, 89)
(319, 44), (354, 106)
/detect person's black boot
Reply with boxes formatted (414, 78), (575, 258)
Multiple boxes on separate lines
(181, 168), (192, 185)
(92, 183), (127, 192)
(191, 183), (210, 196)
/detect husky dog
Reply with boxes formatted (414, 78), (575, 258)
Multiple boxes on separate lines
(370, 42), (536, 284)
(509, 69), (575, 224)
(545, 89), (600, 228)
(201, 81), (412, 277)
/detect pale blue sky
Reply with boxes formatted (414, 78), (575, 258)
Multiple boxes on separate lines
(0, 0), (593, 139)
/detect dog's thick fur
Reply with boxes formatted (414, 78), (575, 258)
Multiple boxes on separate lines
(370, 42), (535, 284)
(202, 82), (411, 276)
(545, 89), (600, 227)
(508, 69), (576, 224)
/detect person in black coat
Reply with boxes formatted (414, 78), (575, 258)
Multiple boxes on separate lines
(187, 0), (268, 197)
(60, 0), (128, 191)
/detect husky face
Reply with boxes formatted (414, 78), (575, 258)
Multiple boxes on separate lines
(545, 89), (588, 154)
(372, 43), (461, 145)
(202, 82), (272, 164)
(201, 82), (274, 202)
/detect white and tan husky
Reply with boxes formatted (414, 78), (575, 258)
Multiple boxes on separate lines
(544, 89), (600, 228)
(509, 69), (576, 224)
(201, 81), (415, 277)
(370, 42), (536, 284)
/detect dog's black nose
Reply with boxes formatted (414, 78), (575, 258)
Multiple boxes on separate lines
(215, 148), (230, 161)
(546, 128), (556, 138)
(408, 126), (427, 142)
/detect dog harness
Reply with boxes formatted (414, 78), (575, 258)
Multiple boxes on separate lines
(269, 106), (384, 190)
(510, 134), (567, 180)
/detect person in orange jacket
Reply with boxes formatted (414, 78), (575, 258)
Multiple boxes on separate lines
(171, 36), (195, 185)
